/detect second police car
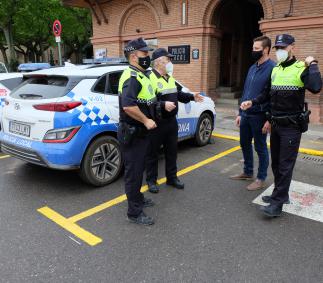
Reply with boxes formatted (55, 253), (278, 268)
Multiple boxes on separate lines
(0, 63), (216, 186)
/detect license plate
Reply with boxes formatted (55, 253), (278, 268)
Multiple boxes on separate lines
(9, 121), (31, 137)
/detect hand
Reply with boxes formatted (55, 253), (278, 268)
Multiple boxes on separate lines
(305, 56), (315, 66)
(240, 100), (252, 110)
(144, 119), (157, 130)
(165, 101), (176, 112)
(192, 92), (204, 102)
(235, 116), (241, 127)
(262, 121), (271, 134)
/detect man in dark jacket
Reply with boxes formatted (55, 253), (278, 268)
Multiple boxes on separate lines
(230, 36), (276, 191)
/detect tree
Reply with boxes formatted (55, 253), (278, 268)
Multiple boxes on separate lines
(0, 0), (92, 66)
(0, 0), (18, 70)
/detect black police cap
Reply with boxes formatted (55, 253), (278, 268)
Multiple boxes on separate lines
(274, 34), (295, 48)
(124, 37), (153, 53)
(152, 48), (175, 61)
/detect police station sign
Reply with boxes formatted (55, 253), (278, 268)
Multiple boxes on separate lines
(168, 45), (190, 64)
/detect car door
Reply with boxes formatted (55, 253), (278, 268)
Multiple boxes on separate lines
(176, 83), (198, 139)
(105, 71), (123, 123)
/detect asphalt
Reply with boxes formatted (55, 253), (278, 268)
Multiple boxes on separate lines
(0, 138), (322, 282)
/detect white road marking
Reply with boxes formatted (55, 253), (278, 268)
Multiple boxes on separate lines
(253, 180), (323, 223)
(68, 236), (82, 245)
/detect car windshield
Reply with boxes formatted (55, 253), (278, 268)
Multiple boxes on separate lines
(10, 76), (69, 100)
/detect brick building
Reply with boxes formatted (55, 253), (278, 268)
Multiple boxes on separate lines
(63, 0), (323, 123)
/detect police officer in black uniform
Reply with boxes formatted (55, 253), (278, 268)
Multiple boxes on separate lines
(241, 34), (322, 217)
(146, 48), (203, 193)
(117, 38), (158, 225)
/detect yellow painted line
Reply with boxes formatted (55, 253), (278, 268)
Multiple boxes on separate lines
(68, 145), (241, 223)
(38, 206), (102, 246)
(0, 154), (10, 159)
(213, 133), (323, 157)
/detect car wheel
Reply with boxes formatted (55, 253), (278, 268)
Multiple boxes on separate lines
(79, 135), (123, 187)
(194, 113), (213, 146)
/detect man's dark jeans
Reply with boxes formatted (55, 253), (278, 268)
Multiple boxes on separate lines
(240, 114), (269, 181)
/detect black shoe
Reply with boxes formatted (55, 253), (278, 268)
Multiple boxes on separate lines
(143, 197), (155, 207)
(147, 182), (159, 193)
(166, 178), (184, 189)
(262, 195), (290, 204)
(260, 204), (283, 217)
(128, 212), (155, 225)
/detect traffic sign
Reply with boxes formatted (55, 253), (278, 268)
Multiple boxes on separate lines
(55, 36), (61, 43)
(53, 20), (62, 37)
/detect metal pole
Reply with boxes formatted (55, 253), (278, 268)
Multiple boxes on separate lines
(58, 42), (62, 66)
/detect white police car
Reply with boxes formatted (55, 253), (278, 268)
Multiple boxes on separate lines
(0, 64), (216, 186)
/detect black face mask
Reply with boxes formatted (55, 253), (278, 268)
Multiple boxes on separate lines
(138, 55), (151, 70)
(251, 50), (264, 62)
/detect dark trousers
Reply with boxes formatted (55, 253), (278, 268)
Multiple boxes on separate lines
(146, 116), (178, 183)
(270, 125), (302, 206)
(118, 128), (149, 217)
(240, 114), (269, 181)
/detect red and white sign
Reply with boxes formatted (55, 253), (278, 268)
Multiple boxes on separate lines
(52, 20), (62, 37)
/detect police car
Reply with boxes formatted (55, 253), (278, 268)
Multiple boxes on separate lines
(0, 64), (216, 186)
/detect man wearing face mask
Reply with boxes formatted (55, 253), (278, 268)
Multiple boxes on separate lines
(230, 36), (275, 191)
(145, 48), (204, 193)
(118, 38), (159, 225)
(241, 34), (322, 217)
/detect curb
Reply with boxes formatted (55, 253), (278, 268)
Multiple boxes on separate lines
(212, 133), (323, 157)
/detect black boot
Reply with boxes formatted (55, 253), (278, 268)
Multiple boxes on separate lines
(147, 182), (159, 193)
(260, 204), (283, 217)
(143, 197), (155, 208)
(128, 212), (155, 225)
(262, 195), (290, 204)
(166, 178), (184, 189)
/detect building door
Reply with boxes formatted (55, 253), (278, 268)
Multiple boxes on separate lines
(212, 0), (264, 93)
(220, 33), (232, 87)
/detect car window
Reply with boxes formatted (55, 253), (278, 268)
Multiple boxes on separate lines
(0, 77), (23, 90)
(10, 76), (69, 99)
(107, 72), (123, 95)
(93, 75), (107, 94)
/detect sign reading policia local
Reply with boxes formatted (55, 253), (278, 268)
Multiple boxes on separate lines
(168, 45), (190, 64)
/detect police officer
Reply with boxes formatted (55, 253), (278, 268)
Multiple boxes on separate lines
(241, 34), (322, 217)
(146, 48), (203, 193)
(118, 38), (158, 225)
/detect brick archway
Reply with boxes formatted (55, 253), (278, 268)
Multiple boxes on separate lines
(118, 0), (161, 36)
(203, 0), (273, 26)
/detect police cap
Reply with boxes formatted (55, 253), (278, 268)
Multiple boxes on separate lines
(274, 34), (295, 48)
(152, 48), (175, 61)
(124, 38), (153, 53)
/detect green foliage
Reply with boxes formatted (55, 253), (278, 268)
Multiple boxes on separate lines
(0, 0), (92, 64)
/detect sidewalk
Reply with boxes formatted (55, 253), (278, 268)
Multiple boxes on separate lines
(214, 99), (323, 153)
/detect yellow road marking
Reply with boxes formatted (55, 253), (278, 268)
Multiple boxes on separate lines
(68, 145), (241, 223)
(0, 154), (10, 159)
(212, 133), (323, 157)
(38, 145), (240, 246)
(38, 207), (102, 246)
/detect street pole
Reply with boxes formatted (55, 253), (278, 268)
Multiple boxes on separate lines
(57, 41), (62, 66)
